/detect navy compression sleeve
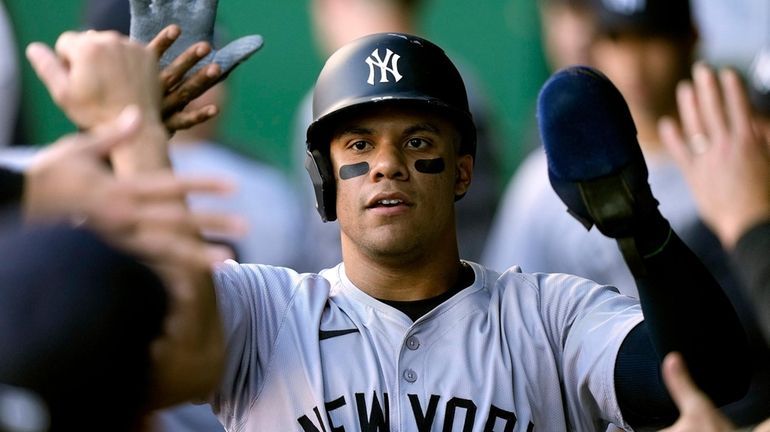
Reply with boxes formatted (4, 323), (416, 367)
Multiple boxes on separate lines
(614, 215), (751, 429)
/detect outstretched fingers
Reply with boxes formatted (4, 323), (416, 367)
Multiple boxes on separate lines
(659, 116), (691, 168)
(162, 61), (220, 113)
(719, 68), (755, 146)
(675, 79), (704, 144)
(147, 24), (181, 60)
(25, 42), (68, 105)
(164, 104), (219, 132)
(130, 173), (234, 203)
(193, 212), (248, 237)
(692, 63), (729, 142)
(159, 41), (213, 92)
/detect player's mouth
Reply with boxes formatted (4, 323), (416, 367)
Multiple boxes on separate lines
(365, 193), (412, 214)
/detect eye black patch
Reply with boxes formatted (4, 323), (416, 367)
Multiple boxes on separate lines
(339, 162), (370, 180)
(415, 158), (445, 174)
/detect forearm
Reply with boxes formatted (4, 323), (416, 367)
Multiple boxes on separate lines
(613, 216), (751, 429)
(149, 260), (224, 407)
(106, 117), (225, 406)
(626, 214), (751, 405)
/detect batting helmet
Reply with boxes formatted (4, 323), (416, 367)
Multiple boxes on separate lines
(589, 0), (694, 38)
(305, 32), (476, 222)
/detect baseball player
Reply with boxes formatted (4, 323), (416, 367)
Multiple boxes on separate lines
(35, 30), (750, 431)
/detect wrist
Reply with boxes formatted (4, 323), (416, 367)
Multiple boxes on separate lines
(717, 209), (770, 251)
(109, 115), (171, 175)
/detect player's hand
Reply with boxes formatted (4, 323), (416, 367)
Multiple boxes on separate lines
(26, 31), (162, 131)
(658, 352), (735, 432)
(129, 0), (263, 80)
(658, 62), (770, 249)
(146, 24), (223, 133)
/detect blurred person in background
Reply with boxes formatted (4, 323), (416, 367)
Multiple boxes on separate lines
(536, 0), (596, 71)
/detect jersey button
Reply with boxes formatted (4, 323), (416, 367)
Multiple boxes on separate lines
(406, 336), (420, 350)
(403, 369), (418, 383)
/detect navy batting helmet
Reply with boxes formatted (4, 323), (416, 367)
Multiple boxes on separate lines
(590, 0), (693, 38)
(305, 32), (476, 222)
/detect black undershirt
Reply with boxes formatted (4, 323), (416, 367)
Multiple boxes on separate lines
(379, 262), (475, 322)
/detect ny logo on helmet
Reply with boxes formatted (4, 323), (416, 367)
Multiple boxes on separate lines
(365, 48), (403, 86)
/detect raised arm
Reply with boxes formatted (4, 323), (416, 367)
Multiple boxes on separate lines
(660, 61), (770, 342)
(537, 66), (751, 428)
(26, 30), (226, 406)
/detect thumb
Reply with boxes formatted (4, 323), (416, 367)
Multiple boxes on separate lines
(26, 42), (69, 104)
(662, 352), (715, 415)
(85, 106), (143, 157)
(212, 34), (264, 75)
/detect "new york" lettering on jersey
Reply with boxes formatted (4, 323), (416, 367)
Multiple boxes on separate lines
(297, 392), (535, 431)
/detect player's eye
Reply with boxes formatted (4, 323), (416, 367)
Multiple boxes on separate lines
(348, 140), (372, 152)
(405, 137), (430, 150)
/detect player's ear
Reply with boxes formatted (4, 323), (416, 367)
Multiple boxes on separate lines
(454, 154), (473, 198)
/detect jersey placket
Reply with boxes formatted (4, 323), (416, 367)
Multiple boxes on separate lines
(395, 322), (426, 431)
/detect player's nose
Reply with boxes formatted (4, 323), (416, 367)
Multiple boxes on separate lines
(370, 143), (408, 181)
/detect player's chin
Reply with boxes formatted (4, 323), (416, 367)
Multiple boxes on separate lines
(362, 228), (423, 256)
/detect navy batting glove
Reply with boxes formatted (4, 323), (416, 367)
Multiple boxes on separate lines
(538, 66), (667, 239)
(538, 66), (671, 274)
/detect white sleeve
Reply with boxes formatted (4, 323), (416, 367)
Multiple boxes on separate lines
(536, 272), (643, 430)
(209, 261), (305, 428)
(0, 3), (19, 148)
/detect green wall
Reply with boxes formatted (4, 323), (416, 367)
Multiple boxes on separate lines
(8, 0), (548, 179)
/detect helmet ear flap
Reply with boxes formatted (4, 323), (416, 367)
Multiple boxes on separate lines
(305, 148), (337, 222)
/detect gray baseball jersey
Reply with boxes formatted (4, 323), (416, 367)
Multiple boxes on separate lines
(210, 261), (642, 431)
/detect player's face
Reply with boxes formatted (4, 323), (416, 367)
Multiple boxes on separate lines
(328, 104), (472, 261)
(539, 3), (596, 70)
(592, 33), (692, 121)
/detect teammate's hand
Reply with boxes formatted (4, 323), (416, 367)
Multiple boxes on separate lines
(129, 0), (263, 79)
(26, 31), (162, 131)
(659, 352), (735, 432)
(24, 106), (244, 264)
(659, 63), (770, 249)
(146, 24), (223, 133)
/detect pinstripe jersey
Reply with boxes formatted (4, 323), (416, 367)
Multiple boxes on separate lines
(210, 260), (642, 431)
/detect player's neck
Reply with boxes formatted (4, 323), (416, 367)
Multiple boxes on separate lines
(342, 238), (464, 302)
